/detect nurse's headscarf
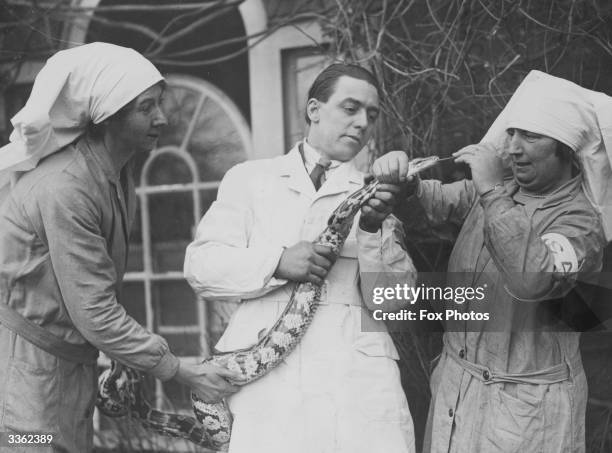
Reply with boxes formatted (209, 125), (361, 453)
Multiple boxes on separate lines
(481, 70), (612, 242)
(0, 42), (163, 194)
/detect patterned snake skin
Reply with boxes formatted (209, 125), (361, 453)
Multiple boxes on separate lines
(97, 156), (441, 450)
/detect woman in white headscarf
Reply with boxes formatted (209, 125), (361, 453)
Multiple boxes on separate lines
(0, 43), (240, 452)
(372, 71), (612, 452)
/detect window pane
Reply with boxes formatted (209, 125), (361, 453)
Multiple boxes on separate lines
(146, 153), (193, 186)
(127, 199), (144, 271)
(148, 192), (194, 243)
(120, 282), (146, 325)
(155, 281), (197, 326)
(163, 333), (201, 357)
(198, 189), (218, 218)
(152, 241), (190, 273)
(207, 299), (239, 346)
(158, 85), (201, 149)
(187, 96), (246, 181)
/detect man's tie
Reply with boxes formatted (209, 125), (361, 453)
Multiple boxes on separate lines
(309, 156), (332, 191)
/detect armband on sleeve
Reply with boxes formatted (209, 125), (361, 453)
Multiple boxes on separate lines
(541, 232), (579, 275)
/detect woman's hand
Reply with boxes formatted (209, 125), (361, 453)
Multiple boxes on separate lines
(175, 359), (245, 403)
(453, 143), (505, 196)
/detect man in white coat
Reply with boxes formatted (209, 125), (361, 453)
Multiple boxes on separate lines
(184, 63), (416, 453)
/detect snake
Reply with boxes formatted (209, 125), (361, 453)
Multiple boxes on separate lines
(96, 156), (442, 450)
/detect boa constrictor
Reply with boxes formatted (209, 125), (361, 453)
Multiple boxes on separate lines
(97, 156), (442, 450)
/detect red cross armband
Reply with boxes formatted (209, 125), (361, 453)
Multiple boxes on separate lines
(541, 232), (579, 275)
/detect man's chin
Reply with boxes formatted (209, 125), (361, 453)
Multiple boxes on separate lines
(329, 145), (361, 162)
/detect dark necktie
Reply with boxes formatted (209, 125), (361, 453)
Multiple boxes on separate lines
(298, 142), (332, 191)
(309, 156), (332, 191)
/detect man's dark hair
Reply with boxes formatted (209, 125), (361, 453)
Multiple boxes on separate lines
(305, 63), (380, 125)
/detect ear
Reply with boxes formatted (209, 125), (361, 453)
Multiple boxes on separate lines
(306, 98), (320, 124)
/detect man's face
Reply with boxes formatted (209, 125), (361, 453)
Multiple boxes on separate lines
(108, 83), (167, 153)
(307, 76), (379, 162)
(507, 128), (571, 194)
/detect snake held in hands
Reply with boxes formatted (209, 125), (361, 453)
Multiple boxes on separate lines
(96, 156), (441, 450)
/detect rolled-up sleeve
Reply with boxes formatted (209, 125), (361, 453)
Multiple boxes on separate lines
(184, 164), (287, 301)
(23, 180), (179, 381)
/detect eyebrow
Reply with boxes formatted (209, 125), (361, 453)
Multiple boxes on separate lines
(137, 94), (163, 107)
(135, 99), (155, 110)
(341, 97), (379, 113)
(516, 128), (542, 135)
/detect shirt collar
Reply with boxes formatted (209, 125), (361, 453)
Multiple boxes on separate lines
(278, 144), (363, 186)
(302, 139), (342, 170)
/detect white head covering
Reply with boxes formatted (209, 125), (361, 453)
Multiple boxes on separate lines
(0, 42), (163, 194)
(481, 70), (612, 242)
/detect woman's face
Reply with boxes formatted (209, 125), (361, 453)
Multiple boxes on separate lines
(506, 128), (572, 195)
(108, 83), (167, 153)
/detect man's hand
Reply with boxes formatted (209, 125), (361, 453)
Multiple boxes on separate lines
(174, 359), (245, 403)
(372, 150), (410, 183)
(274, 241), (335, 285)
(372, 150), (419, 196)
(453, 143), (505, 196)
(360, 177), (404, 232)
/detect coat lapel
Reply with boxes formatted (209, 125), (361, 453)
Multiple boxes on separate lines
(279, 145), (317, 196)
(278, 143), (364, 200)
(316, 159), (363, 200)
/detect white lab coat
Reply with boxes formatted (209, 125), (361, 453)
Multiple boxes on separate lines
(184, 145), (416, 453)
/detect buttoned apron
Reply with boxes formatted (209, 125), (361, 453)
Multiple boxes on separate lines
(424, 335), (586, 453)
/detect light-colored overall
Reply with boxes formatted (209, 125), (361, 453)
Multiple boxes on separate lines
(185, 145), (417, 453)
(418, 176), (605, 453)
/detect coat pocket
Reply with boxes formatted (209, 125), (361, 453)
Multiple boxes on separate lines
(3, 359), (60, 433)
(352, 330), (399, 359)
(478, 383), (545, 452)
(344, 350), (408, 422)
(345, 331), (408, 422)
